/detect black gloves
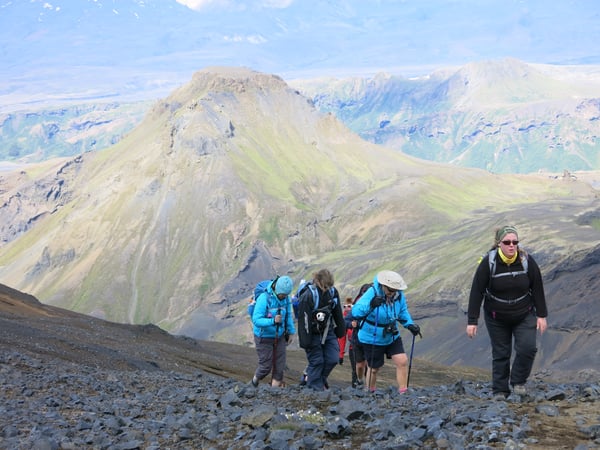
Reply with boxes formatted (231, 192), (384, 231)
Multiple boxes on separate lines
(407, 324), (422, 338)
(370, 296), (385, 308)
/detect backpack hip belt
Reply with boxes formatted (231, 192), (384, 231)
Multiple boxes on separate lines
(364, 318), (390, 328)
(485, 289), (530, 305)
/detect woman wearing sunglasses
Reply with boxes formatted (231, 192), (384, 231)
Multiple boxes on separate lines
(466, 225), (548, 399)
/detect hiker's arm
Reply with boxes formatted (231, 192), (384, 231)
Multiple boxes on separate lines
(252, 294), (276, 327)
(467, 257), (489, 326)
(528, 255), (548, 318)
(396, 292), (414, 327)
(332, 289), (346, 338)
(286, 299), (296, 334)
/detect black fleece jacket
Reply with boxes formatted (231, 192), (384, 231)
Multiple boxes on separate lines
(467, 250), (548, 325)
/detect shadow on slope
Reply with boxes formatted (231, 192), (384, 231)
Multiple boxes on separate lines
(0, 283), (488, 388)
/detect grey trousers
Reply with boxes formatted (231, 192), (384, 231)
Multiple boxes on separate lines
(254, 335), (286, 383)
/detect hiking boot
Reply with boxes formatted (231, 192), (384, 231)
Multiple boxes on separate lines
(299, 373), (307, 386)
(339, 357), (344, 365)
(250, 376), (259, 388)
(398, 387), (408, 395)
(493, 392), (508, 401)
(512, 384), (527, 396)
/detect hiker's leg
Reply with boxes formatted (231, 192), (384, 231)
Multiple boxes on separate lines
(321, 334), (341, 384)
(349, 345), (358, 384)
(253, 336), (274, 381)
(391, 353), (408, 389)
(484, 312), (512, 395)
(365, 367), (379, 391)
(338, 336), (346, 361)
(388, 338), (408, 389)
(510, 311), (537, 386)
(271, 337), (287, 386)
(356, 360), (366, 383)
(305, 336), (326, 390)
(362, 344), (384, 392)
(355, 342), (366, 384)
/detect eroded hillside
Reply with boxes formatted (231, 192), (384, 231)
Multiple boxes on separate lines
(0, 67), (599, 378)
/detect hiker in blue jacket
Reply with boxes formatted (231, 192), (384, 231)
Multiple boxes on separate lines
(352, 270), (421, 394)
(251, 276), (296, 387)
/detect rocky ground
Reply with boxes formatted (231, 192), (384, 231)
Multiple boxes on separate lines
(1, 284), (599, 449)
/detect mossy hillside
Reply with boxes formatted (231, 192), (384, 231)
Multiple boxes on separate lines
(1, 67), (598, 338)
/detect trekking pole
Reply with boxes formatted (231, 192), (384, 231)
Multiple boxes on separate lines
(351, 328), (357, 386)
(271, 307), (281, 386)
(406, 333), (416, 388)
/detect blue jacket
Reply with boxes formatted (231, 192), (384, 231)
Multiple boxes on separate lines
(252, 285), (296, 338)
(352, 275), (414, 346)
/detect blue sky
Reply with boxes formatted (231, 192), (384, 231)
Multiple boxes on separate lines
(171, 0), (600, 78)
(1, 0), (599, 109)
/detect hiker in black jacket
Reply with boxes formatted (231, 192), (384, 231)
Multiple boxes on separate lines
(297, 269), (346, 391)
(467, 225), (548, 399)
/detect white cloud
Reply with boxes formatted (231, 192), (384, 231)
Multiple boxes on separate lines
(223, 34), (267, 44)
(176, 0), (223, 11)
(261, 0), (293, 8)
(176, 0), (293, 11)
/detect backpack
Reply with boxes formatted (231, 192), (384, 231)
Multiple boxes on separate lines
(487, 248), (528, 278)
(354, 283), (373, 302)
(297, 283), (338, 348)
(352, 283), (374, 333)
(485, 248), (530, 303)
(247, 278), (278, 319)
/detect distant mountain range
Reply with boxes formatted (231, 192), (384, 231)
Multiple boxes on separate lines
(3, 59), (600, 174)
(293, 59), (600, 174)
(0, 67), (598, 377)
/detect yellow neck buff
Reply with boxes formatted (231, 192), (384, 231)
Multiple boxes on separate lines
(498, 247), (518, 265)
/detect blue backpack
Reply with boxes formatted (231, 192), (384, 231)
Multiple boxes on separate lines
(248, 278), (277, 318)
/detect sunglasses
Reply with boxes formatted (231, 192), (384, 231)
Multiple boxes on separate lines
(344, 305), (352, 308)
(383, 286), (398, 294)
(501, 240), (519, 246)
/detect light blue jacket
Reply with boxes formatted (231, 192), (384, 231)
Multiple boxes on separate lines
(352, 275), (414, 346)
(252, 285), (296, 338)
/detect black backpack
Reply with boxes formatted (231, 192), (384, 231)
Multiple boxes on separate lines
(297, 283), (337, 349)
(350, 283), (374, 340)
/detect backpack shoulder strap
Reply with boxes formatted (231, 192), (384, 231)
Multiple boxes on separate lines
(520, 251), (529, 272)
(329, 287), (337, 305)
(307, 284), (320, 309)
(488, 249), (497, 277)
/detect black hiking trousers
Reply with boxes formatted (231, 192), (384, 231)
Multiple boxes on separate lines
(484, 309), (537, 395)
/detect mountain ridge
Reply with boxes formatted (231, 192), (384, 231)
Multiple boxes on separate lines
(4, 59), (600, 175)
(293, 58), (600, 173)
(0, 67), (598, 378)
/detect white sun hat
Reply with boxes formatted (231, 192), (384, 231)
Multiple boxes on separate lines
(376, 270), (407, 291)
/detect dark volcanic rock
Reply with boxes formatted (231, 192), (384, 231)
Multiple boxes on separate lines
(1, 351), (599, 449)
(0, 283), (598, 449)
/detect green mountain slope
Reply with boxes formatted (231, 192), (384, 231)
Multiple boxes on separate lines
(0, 67), (598, 375)
(0, 102), (149, 162)
(293, 58), (600, 173)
